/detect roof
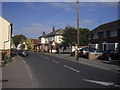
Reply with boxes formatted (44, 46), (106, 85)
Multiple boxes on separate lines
(47, 29), (64, 37)
(88, 19), (120, 34)
(39, 29), (64, 38)
(31, 39), (40, 44)
(39, 34), (48, 38)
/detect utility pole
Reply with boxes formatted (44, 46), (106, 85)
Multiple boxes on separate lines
(76, 1), (80, 60)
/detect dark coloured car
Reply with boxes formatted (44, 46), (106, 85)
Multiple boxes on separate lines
(17, 50), (29, 57)
(101, 50), (120, 60)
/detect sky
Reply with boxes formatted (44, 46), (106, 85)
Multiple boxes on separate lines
(1, 1), (119, 39)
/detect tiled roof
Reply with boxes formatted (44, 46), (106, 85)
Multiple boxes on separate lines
(32, 39), (40, 44)
(39, 34), (48, 38)
(39, 29), (64, 38)
(47, 29), (64, 37)
(88, 19), (120, 34)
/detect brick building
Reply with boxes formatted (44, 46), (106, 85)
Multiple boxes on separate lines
(87, 19), (120, 52)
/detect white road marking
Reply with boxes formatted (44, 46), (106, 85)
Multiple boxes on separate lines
(44, 57), (50, 59)
(83, 79), (120, 87)
(63, 65), (80, 73)
(52, 60), (59, 64)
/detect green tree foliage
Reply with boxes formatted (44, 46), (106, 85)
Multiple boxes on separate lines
(25, 38), (32, 49)
(13, 34), (27, 47)
(80, 28), (90, 46)
(62, 26), (90, 46)
(62, 26), (77, 46)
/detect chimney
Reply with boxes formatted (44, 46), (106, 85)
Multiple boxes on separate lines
(43, 31), (45, 35)
(53, 26), (55, 32)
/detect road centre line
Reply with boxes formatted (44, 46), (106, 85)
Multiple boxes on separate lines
(51, 60), (59, 64)
(63, 65), (80, 73)
(44, 57), (50, 59)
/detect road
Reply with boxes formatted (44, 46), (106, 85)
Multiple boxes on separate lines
(22, 52), (120, 88)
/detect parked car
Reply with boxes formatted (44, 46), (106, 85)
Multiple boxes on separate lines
(100, 50), (120, 60)
(79, 47), (89, 58)
(17, 50), (29, 57)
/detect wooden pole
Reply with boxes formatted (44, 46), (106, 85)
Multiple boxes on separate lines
(76, 1), (80, 60)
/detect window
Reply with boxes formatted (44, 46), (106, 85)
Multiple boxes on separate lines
(88, 35), (91, 40)
(110, 30), (117, 37)
(93, 33), (98, 39)
(103, 31), (107, 38)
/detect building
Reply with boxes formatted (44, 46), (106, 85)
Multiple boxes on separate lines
(0, 16), (12, 58)
(31, 39), (40, 52)
(39, 32), (48, 52)
(39, 26), (64, 53)
(87, 19), (120, 52)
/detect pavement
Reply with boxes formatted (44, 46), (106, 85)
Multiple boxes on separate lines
(45, 53), (120, 73)
(2, 55), (34, 88)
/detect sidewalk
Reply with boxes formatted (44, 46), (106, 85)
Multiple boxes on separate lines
(45, 53), (120, 73)
(2, 55), (34, 88)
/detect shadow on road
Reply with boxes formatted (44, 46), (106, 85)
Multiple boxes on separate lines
(0, 80), (9, 82)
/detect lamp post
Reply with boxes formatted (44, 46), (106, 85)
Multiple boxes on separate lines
(76, 1), (80, 60)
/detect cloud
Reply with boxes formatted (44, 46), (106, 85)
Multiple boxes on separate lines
(2, 0), (120, 2)
(21, 23), (51, 33)
(32, 23), (43, 27)
(80, 2), (118, 8)
(80, 19), (94, 29)
(49, 2), (75, 11)
(82, 20), (93, 23)
(14, 22), (52, 38)
(24, 2), (37, 8)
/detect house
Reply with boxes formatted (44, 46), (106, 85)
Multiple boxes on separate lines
(0, 16), (12, 58)
(39, 26), (64, 53)
(31, 39), (40, 52)
(39, 32), (48, 52)
(87, 19), (120, 52)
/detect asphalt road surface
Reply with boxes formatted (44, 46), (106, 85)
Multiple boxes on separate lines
(22, 52), (120, 88)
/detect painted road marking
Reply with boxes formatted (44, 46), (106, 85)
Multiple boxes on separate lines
(44, 57), (50, 59)
(52, 60), (59, 64)
(63, 65), (80, 73)
(83, 79), (120, 87)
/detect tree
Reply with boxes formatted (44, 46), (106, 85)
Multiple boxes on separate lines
(80, 28), (90, 46)
(25, 38), (32, 50)
(62, 26), (77, 46)
(62, 26), (90, 46)
(13, 34), (27, 47)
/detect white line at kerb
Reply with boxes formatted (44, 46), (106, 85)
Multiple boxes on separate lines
(52, 60), (59, 64)
(63, 65), (80, 73)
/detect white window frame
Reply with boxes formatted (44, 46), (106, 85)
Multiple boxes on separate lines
(93, 33), (98, 39)
(103, 31), (107, 38)
(88, 35), (91, 40)
(110, 30), (117, 37)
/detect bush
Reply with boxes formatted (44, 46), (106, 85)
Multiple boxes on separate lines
(2, 52), (12, 66)
(2, 52), (8, 60)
